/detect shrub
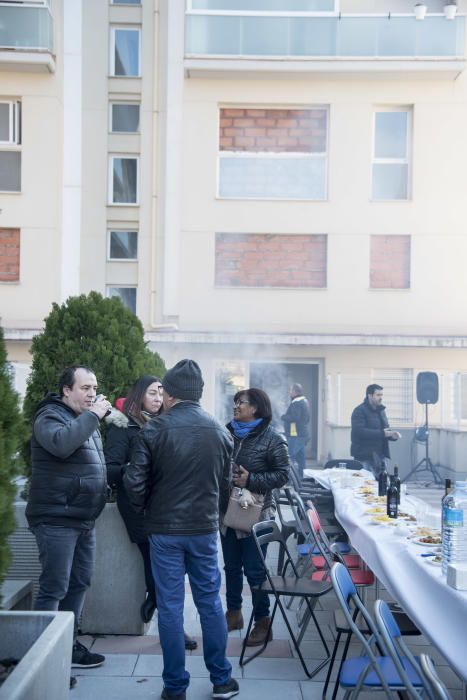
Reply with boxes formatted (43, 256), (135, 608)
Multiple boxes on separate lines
(0, 327), (25, 589)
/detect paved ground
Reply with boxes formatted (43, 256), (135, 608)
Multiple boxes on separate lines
(71, 479), (466, 700)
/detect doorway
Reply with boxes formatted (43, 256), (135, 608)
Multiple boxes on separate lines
(249, 362), (320, 460)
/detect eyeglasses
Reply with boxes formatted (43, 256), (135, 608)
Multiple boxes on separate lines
(234, 400), (250, 407)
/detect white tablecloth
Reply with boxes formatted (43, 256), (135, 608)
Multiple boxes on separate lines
(304, 468), (467, 681)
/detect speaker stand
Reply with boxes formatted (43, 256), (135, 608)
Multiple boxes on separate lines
(402, 402), (444, 487)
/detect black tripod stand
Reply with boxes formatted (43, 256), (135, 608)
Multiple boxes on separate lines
(402, 401), (443, 486)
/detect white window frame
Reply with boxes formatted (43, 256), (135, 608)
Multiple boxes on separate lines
(110, 0), (141, 5)
(217, 105), (329, 201)
(186, 0), (339, 16)
(0, 101), (21, 146)
(371, 106), (411, 202)
(109, 102), (140, 133)
(106, 285), (137, 313)
(108, 155), (139, 206)
(110, 27), (141, 78)
(107, 229), (138, 261)
(371, 368), (414, 425)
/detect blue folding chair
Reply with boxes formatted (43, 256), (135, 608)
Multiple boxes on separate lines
(419, 654), (452, 700)
(374, 600), (443, 700)
(331, 563), (426, 700)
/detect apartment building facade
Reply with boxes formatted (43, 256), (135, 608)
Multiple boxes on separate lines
(2, 0), (467, 474)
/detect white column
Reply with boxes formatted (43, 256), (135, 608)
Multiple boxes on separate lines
(157, 0), (185, 319)
(60, 0), (82, 301)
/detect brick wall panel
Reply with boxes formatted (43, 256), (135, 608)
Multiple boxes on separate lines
(370, 235), (410, 289)
(0, 228), (20, 282)
(215, 233), (327, 288)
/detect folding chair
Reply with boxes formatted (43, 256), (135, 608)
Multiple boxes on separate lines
(419, 654), (453, 700)
(275, 490), (300, 575)
(331, 563), (426, 700)
(239, 520), (332, 679)
(374, 600), (439, 700)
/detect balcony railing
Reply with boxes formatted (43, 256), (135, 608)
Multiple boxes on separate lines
(0, 2), (53, 52)
(185, 13), (465, 59)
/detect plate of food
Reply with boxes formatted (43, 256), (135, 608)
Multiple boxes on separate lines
(398, 512), (417, 522)
(366, 507), (386, 515)
(412, 535), (442, 546)
(426, 555), (442, 566)
(371, 514), (397, 525)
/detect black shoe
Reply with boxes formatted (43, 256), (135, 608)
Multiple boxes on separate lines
(71, 641), (105, 668)
(70, 676), (77, 690)
(161, 688), (186, 700)
(212, 678), (239, 699)
(184, 632), (198, 651)
(141, 595), (157, 623)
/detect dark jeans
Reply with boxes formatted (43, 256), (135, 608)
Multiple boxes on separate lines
(150, 532), (232, 695)
(288, 436), (308, 477)
(220, 526), (269, 621)
(31, 523), (96, 638)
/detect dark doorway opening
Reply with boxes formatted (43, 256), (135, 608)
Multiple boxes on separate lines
(249, 362), (319, 460)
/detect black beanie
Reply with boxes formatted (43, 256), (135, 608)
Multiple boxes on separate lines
(162, 359), (204, 401)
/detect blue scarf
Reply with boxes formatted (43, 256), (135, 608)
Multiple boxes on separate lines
(230, 418), (262, 439)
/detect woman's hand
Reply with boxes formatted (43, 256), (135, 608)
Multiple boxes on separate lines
(232, 465), (249, 488)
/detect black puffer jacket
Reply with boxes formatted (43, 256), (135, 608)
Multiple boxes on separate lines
(225, 419), (290, 519)
(124, 401), (233, 536)
(26, 394), (107, 529)
(350, 398), (391, 462)
(104, 409), (147, 543)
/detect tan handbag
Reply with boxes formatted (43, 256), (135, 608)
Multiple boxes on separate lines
(223, 487), (264, 533)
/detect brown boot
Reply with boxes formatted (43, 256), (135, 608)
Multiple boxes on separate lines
(246, 617), (273, 647)
(225, 609), (244, 632)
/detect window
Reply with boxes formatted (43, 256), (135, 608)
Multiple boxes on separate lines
(110, 28), (141, 77)
(373, 369), (413, 424)
(189, 1), (337, 9)
(372, 108), (410, 201)
(218, 107), (328, 200)
(0, 228), (20, 282)
(110, 103), (140, 133)
(215, 233), (326, 287)
(0, 100), (21, 192)
(107, 286), (136, 313)
(109, 156), (139, 204)
(370, 235), (410, 289)
(108, 230), (138, 260)
(111, 0), (140, 4)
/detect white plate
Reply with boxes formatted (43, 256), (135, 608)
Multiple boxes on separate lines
(411, 537), (442, 547)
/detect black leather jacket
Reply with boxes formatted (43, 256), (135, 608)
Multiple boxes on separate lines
(26, 394), (107, 529)
(124, 401), (233, 536)
(224, 419), (290, 518)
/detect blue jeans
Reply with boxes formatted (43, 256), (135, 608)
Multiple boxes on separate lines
(150, 532), (232, 695)
(31, 523), (96, 638)
(220, 526), (269, 620)
(288, 436), (308, 477)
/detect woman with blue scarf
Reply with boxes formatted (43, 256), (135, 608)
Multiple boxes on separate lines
(221, 388), (290, 647)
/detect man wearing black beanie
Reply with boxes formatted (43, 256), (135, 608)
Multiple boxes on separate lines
(125, 359), (239, 700)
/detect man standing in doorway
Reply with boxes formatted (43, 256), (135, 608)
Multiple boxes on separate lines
(350, 383), (401, 478)
(281, 383), (310, 478)
(26, 366), (111, 668)
(125, 359), (239, 700)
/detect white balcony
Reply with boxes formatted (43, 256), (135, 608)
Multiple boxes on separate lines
(0, 1), (55, 73)
(185, 12), (466, 79)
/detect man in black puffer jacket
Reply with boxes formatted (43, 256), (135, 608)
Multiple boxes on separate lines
(125, 359), (239, 700)
(26, 366), (111, 669)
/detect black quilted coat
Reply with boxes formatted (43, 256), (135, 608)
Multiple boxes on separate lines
(224, 419), (290, 519)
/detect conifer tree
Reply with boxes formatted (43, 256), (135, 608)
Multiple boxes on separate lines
(0, 327), (25, 588)
(22, 292), (166, 474)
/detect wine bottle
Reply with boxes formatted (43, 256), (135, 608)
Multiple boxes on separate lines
(387, 475), (398, 519)
(378, 467), (388, 497)
(393, 465), (401, 505)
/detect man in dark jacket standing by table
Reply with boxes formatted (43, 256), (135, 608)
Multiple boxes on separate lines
(125, 359), (239, 700)
(350, 383), (401, 477)
(281, 383), (310, 478)
(26, 365), (111, 668)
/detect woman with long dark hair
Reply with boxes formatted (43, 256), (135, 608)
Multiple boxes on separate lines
(221, 388), (290, 647)
(105, 374), (197, 649)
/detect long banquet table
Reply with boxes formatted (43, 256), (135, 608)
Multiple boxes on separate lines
(304, 468), (467, 682)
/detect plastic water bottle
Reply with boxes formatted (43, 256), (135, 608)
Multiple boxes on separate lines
(441, 481), (467, 575)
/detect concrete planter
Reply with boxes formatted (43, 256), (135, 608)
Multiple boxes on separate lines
(0, 610), (73, 700)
